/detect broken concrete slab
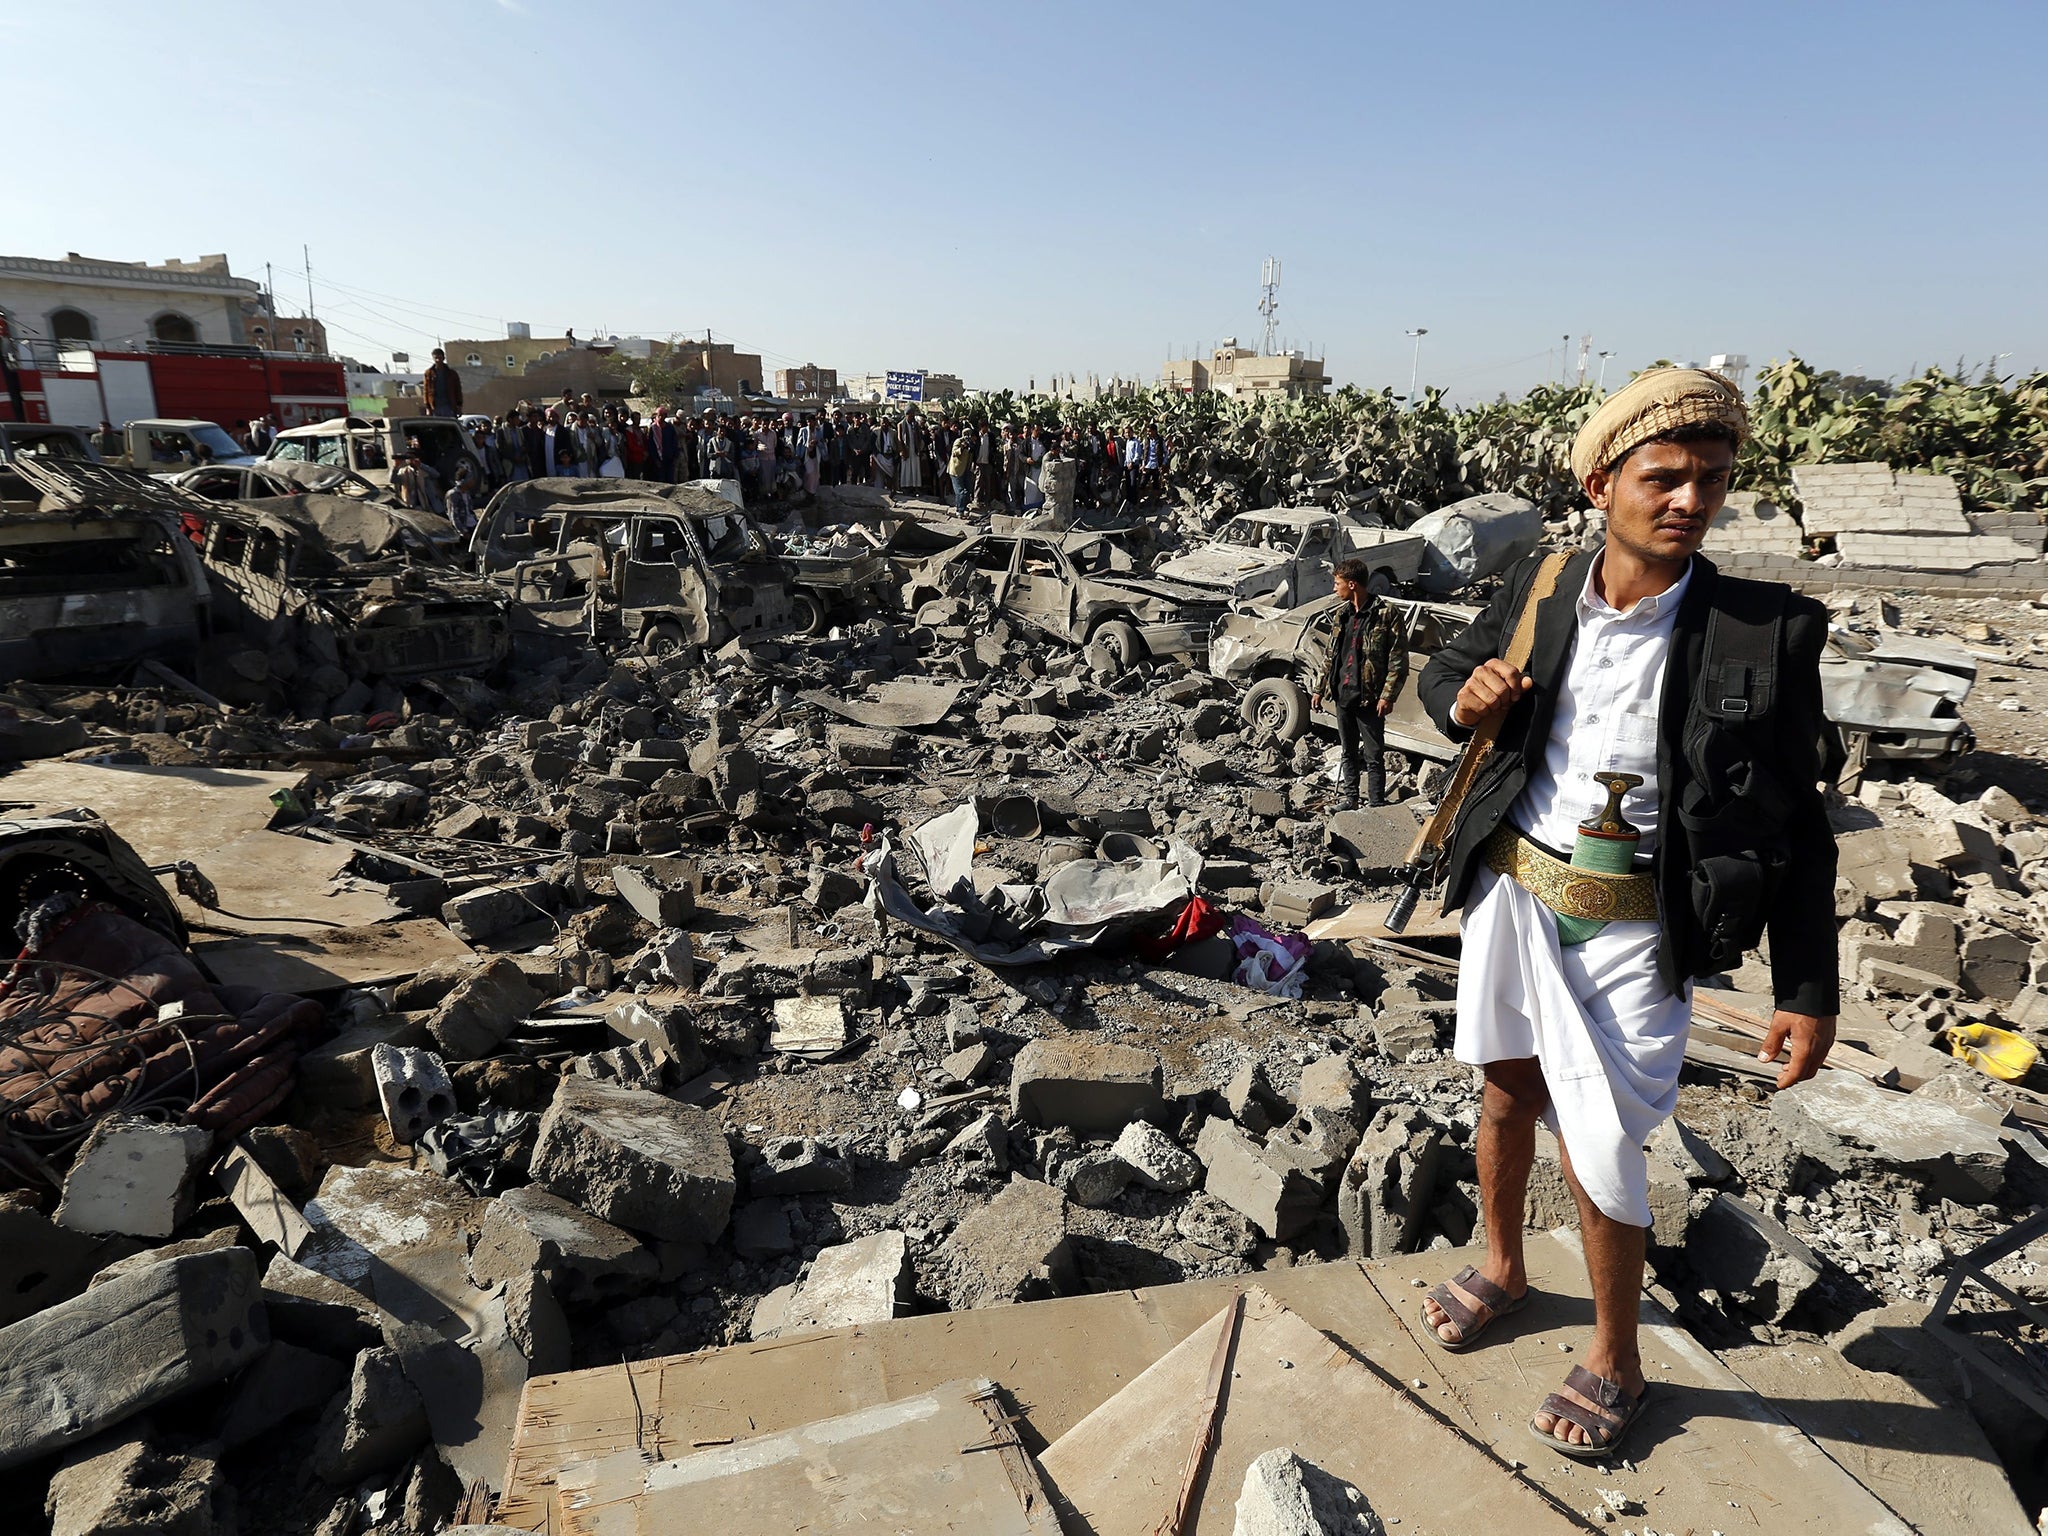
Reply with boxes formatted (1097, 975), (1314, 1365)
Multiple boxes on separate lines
(219, 1338), (350, 1449)
(1009, 1037), (1163, 1136)
(1223, 1058), (1290, 1134)
(297, 1162), (486, 1321)
(0, 1248), (268, 1471)
(1771, 1071), (2009, 1200)
(468, 1183), (657, 1308)
(53, 1115), (212, 1240)
(1234, 1447), (1385, 1536)
(933, 1176), (1073, 1308)
(215, 1143), (315, 1259)
(1326, 804), (1424, 877)
(529, 1073), (736, 1242)
(1194, 1117), (1322, 1241)
(748, 1136), (855, 1196)
(0, 1195), (120, 1327)
(612, 857), (698, 927)
(768, 994), (849, 1057)
(261, 1252), (386, 1357)
(1112, 1119), (1201, 1193)
(750, 1231), (911, 1340)
(47, 1432), (224, 1536)
(427, 956), (542, 1060)
(311, 1343), (430, 1485)
(1686, 1192), (1824, 1324)
(1336, 1105), (1445, 1259)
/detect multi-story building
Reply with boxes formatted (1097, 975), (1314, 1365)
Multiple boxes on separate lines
(840, 371), (964, 404)
(1161, 338), (1328, 399)
(773, 364), (839, 403)
(0, 251), (262, 353)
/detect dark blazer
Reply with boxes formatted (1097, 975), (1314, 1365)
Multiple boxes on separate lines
(1417, 550), (1839, 1017)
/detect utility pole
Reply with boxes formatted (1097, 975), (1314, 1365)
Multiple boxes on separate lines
(1561, 335), (1571, 385)
(1597, 350), (1614, 390)
(1258, 258), (1281, 357)
(265, 261), (277, 346)
(1575, 335), (1591, 386)
(1404, 328), (1428, 407)
(303, 245), (316, 319)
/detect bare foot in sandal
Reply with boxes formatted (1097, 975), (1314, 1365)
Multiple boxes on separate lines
(1530, 1356), (1649, 1460)
(1420, 1262), (1530, 1349)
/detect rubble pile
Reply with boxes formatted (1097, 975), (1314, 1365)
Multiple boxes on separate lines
(0, 466), (2042, 1534)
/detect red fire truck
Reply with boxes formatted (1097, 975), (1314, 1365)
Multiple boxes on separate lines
(0, 321), (347, 433)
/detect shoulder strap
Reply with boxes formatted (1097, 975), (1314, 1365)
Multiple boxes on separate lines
(1698, 574), (1786, 722)
(1502, 550), (1571, 672)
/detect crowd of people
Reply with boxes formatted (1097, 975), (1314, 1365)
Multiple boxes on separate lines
(444, 389), (1182, 521)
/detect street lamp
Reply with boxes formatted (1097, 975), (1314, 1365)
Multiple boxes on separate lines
(1597, 350), (1614, 390)
(1404, 328), (1428, 407)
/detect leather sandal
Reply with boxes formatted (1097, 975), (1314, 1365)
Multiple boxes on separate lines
(1419, 1264), (1530, 1353)
(1528, 1365), (1649, 1462)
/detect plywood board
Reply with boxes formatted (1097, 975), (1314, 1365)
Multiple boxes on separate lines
(1039, 1287), (1578, 1535)
(1306, 898), (1461, 941)
(177, 829), (400, 934)
(0, 760), (304, 865)
(494, 1236), (1909, 1536)
(194, 917), (474, 992)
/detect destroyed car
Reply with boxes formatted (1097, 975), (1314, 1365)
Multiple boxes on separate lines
(472, 476), (807, 650)
(1824, 626), (1977, 763)
(0, 422), (99, 511)
(0, 458), (212, 679)
(1154, 508), (1425, 605)
(163, 461), (383, 504)
(1207, 593), (1470, 761)
(263, 414), (485, 494)
(202, 494), (510, 680)
(901, 530), (1227, 664)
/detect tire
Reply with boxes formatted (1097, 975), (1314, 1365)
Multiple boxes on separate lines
(1092, 619), (1145, 670)
(1241, 676), (1310, 741)
(642, 618), (688, 657)
(1367, 567), (1396, 597)
(790, 591), (827, 637)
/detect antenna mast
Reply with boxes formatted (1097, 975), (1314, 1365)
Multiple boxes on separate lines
(1258, 258), (1281, 356)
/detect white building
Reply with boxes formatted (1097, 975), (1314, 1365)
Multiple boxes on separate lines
(0, 252), (261, 356)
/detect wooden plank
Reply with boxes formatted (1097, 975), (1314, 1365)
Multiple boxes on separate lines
(556, 1378), (1060, 1536)
(1038, 1288), (1582, 1536)
(193, 917), (475, 992)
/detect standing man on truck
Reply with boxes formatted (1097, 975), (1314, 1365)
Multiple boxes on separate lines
(423, 348), (463, 418)
(1312, 557), (1408, 809)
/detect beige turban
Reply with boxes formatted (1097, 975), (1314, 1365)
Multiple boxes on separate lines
(1570, 367), (1748, 485)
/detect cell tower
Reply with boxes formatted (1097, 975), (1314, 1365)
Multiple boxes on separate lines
(1258, 258), (1281, 357)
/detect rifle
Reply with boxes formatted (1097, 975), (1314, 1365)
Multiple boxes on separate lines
(1384, 551), (1569, 934)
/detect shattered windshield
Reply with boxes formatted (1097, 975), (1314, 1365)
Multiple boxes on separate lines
(187, 424), (248, 460)
(1217, 517), (1285, 551)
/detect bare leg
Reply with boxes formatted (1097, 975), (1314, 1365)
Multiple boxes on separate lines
(1422, 1058), (1545, 1344)
(1531, 1139), (1649, 1447)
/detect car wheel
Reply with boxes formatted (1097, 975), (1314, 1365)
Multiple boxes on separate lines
(1241, 677), (1310, 741)
(1093, 619), (1145, 670)
(642, 619), (688, 657)
(791, 592), (827, 637)
(1368, 568), (1395, 597)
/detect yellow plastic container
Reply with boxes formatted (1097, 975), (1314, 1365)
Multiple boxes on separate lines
(1944, 1023), (2040, 1083)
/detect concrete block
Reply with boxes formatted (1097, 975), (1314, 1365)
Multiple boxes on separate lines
(1326, 805), (1423, 877)
(1233, 1447), (1384, 1536)
(1224, 1059), (1290, 1134)
(1962, 928), (2033, 1002)
(1195, 1118), (1322, 1242)
(311, 1344), (429, 1485)
(440, 879), (549, 943)
(1857, 956), (1962, 999)
(371, 1042), (457, 1146)
(1296, 1054), (1369, 1126)
(1833, 828), (1917, 906)
(296, 1163), (486, 1303)
(428, 957), (542, 1061)
(1264, 879), (1336, 925)
(54, 1115), (212, 1240)
(530, 1074), (736, 1243)
(1010, 1038), (1163, 1136)
(1772, 1071), (2007, 1201)
(733, 1198), (795, 1260)
(0, 1249), (267, 1471)
(1649, 1115), (1734, 1184)
(47, 1433), (222, 1536)
(1060, 1151), (1136, 1208)
(751, 1232), (912, 1339)
(260, 1253), (384, 1357)
(1261, 1106), (1363, 1182)
(1686, 1193), (1823, 1324)
(830, 724), (901, 766)
(1179, 742), (1230, 782)
(749, 1136), (855, 1195)
(219, 1339), (349, 1448)
(612, 858), (697, 927)
(1336, 1105), (1445, 1259)
(1112, 1120), (1201, 1193)
(934, 1176), (1073, 1309)
(940, 1041), (996, 1084)
(468, 1184), (657, 1307)
(0, 1198), (110, 1326)
(1370, 1006), (1439, 1061)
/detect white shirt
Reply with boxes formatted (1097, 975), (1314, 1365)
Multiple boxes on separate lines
(1509, 555), (1690, 859)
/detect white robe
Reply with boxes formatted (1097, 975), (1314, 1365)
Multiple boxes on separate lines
(1452, 554), (1694, 1228)
(1455, 867), (1690, 1226)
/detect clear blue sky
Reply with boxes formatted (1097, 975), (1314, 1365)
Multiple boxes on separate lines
(10, 1), (2042, 399)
